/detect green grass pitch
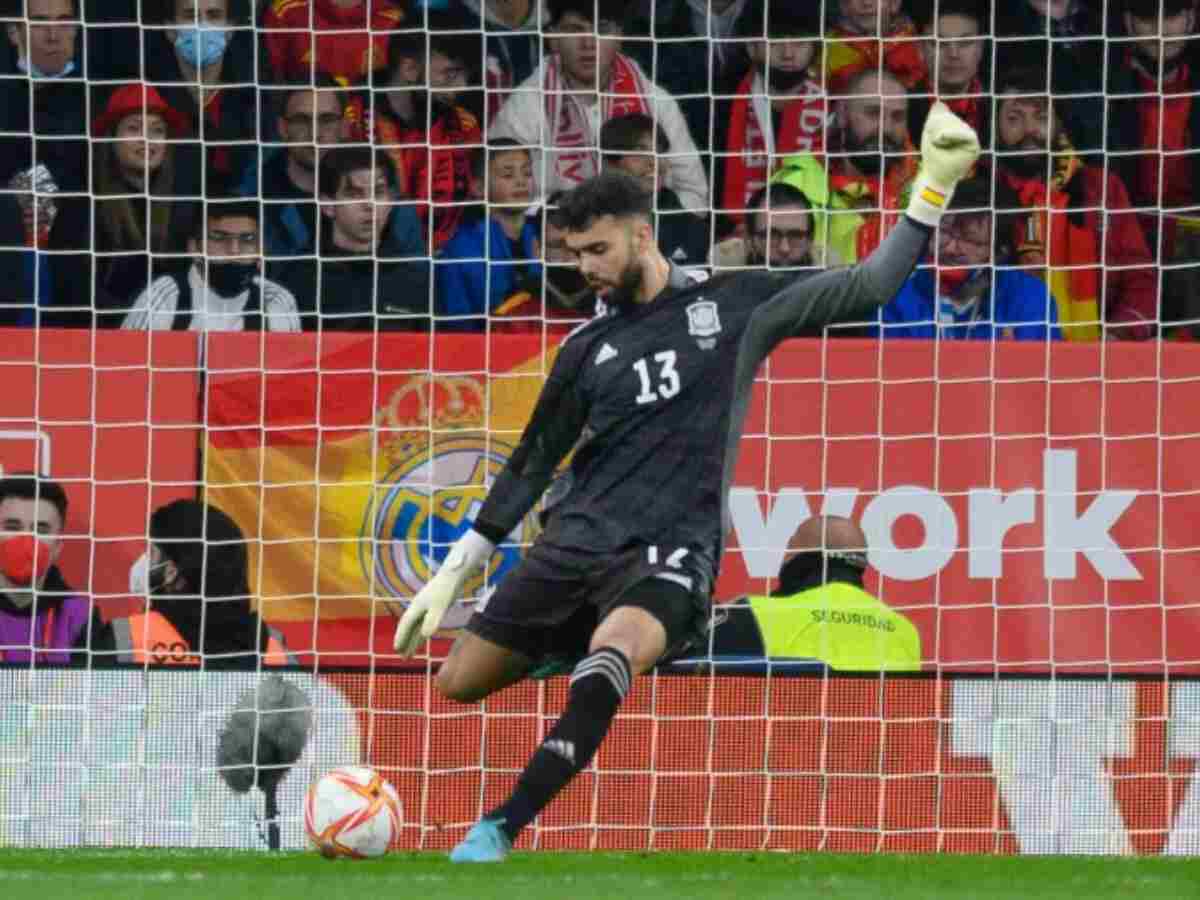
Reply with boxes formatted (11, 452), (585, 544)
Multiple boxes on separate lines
(0, 850), (1197, 900)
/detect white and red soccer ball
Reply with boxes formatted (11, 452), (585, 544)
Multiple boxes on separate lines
(304, 766), (402, 859)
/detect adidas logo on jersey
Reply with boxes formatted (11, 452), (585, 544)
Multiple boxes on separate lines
(595, 343), (619, 365)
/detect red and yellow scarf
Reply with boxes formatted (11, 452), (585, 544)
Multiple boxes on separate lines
(1002, 145), (1101, 341)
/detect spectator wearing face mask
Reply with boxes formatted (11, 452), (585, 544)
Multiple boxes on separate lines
(143, 0), (259, 193)
(119, 500), (290, 669)
(0, 474), (114, 665)
(121, 199), (302, 332)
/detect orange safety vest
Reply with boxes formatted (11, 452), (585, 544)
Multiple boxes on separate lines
(116, 610), (290, 666)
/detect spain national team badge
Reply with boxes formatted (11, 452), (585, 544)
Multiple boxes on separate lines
(686, 299), (721, 350)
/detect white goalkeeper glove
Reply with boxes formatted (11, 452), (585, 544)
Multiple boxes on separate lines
(393, 530), (495, 656)
(905, 101), (982, 228)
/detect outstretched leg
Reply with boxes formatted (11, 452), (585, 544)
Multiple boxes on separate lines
(452, 579), (692, 862)
(436, 631), (532, 704)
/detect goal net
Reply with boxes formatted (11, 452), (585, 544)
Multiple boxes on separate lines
(0, 0), (1198, 856)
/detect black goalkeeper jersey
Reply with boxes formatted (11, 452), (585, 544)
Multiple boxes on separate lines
(472, 218), (932, 581)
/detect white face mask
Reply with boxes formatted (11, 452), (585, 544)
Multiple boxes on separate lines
(129, 552), (168, 595)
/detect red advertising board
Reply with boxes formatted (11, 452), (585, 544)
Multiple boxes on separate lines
(203, 333), (1200, 673)
(4, 329), (1199, 672)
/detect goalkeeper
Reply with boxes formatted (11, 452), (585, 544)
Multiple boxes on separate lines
(395, 103), (979, 863)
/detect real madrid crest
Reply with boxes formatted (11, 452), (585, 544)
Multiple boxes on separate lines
(686, 298), (721, 350)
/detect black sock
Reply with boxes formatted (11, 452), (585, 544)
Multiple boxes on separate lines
(487, 646), (632, 842)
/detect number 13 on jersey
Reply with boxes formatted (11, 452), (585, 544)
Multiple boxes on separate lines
(632, 351), (680, 405)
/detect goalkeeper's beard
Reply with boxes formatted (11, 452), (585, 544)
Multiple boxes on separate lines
(592, 259), (645, 310)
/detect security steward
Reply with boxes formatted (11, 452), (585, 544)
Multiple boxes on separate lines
(711, 515), (921, 670)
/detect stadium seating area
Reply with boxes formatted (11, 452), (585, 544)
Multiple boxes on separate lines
(1, 0), (1197, 339)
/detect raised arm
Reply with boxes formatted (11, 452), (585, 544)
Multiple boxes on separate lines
(746, 102), (981, 351)
(747, 216), (933, 346)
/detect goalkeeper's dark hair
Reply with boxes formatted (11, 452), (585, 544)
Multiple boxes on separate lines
(0, 474), (68, 525)
(150, 500), (249, 600)
(554, 170), (653, 232)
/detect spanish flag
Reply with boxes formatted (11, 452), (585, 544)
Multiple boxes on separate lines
(203, 333), (554, 654)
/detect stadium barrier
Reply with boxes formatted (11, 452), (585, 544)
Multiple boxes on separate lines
(1, 669), (1197, 854)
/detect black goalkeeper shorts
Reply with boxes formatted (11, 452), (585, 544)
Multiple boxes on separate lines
(464, 541), (713, 666)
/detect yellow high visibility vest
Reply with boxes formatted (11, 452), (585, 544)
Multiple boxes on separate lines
(745, 582), (921, 671)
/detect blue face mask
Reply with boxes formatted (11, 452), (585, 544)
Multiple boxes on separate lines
(174, 27), (230, 69)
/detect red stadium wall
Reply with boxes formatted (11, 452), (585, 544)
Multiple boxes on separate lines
(324, 672), (1200, 854)
(3, 669), (1195, 853)
(0, 330), (200, 616)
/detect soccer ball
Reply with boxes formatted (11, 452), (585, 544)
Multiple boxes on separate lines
(304, 766), (402, 859)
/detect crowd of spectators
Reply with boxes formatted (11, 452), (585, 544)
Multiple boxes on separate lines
(0, 0), (1196, 340)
